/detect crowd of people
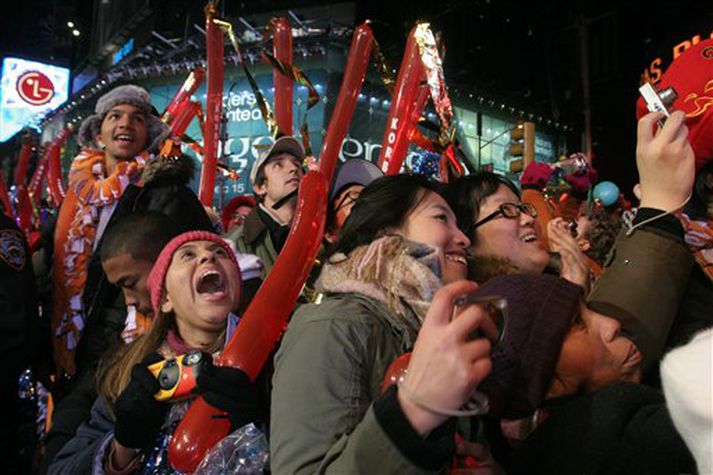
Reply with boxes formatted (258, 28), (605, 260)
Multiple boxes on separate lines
(1, 62), (711, 475)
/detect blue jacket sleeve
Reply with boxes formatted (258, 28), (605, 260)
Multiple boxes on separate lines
(47, 397), (115, 475)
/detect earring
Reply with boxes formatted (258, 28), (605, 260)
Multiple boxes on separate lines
(97, 141), (106, 150)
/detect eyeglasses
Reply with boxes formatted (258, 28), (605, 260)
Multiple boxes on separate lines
(334, 190), (361, 213)
(472, 202), (538, 229)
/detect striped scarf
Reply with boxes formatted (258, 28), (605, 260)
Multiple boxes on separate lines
(52, 148), (148, 374)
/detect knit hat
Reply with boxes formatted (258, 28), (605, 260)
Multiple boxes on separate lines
(249, 135), (305, 187)
(636, 39), (713, 170)
(475, 273), (583, 419)
(77, 84), (171, 153)
(147, 231), (241, 316)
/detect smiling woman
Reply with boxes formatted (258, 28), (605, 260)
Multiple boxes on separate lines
(270, 174), (497, 474)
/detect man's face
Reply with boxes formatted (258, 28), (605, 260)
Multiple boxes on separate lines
(102, 252), (154, 315)
(228, 205), (253, 230)
(253, 153), (303, 207)
(96, 104), (149, 161)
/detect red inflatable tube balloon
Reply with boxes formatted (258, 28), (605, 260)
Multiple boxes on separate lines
(46, 127), (74, 207)
(198, 7), (223, 207)
(378, 27), (425, 175)
(14, 137), (33, 186)
(318, 22), (374, 184)
(168, 171), (328, 472)
(273, 17), (293, 135)
(47, 142), (65, 207)
(162, 68), (205, 123)
(15, 185), (34, 236)
(0, 170), (16, 219)
(170, 101), (201, 137)
(28, 153), (48, 207)
(381, 352), (412, 394)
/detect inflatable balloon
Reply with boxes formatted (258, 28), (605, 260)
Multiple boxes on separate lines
(28, 152), (48, 207)
(46, 127), (74, 207)
(272, 17), (293, 135)
(378, 26), (425, 175)
(161, 68), (205, 124)
(169, 101), (202, 137)
(318, 22), (373, 184)
(14, 134), (34, 187)
(593, 181), (619, 207)
(198, 3), (223, 206)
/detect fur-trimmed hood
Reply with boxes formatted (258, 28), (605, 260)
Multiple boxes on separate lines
(140, 154), (195, 186)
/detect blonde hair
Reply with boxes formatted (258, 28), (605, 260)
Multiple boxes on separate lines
(98, 313), (173, 407)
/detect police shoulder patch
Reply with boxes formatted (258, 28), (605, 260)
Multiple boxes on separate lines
(0, 229), (26, 271)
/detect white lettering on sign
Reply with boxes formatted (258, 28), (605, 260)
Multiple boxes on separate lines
(221, 90), (262, 123)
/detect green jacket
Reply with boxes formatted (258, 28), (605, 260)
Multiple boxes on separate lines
(270, 293), (451, 475)
(587, 220), (694, 376)
(225, 206), (278, 276)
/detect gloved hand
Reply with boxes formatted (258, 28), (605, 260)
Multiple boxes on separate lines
(196, 358), (263, 431)
(113, 352), (169, 449)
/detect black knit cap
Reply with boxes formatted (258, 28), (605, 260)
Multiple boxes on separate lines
(473, 273), (583, 419)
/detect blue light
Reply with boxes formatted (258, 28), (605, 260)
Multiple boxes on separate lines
(112, 38), (135, 65)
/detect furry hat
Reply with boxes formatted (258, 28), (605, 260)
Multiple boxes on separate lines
(77, 84), (170, 153)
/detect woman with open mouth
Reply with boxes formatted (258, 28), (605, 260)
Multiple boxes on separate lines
(48, 231), (264, 474)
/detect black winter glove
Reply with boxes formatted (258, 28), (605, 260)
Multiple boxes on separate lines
(113, 352), (169, 449)
(196, 358), (263, 430)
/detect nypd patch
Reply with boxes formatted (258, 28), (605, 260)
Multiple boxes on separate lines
(0, 229), (26, 271)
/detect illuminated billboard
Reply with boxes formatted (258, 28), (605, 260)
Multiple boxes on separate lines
(1, 57), (70, 142)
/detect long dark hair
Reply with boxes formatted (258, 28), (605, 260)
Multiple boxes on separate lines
(443, 172), (520, 244)
(328, 174), (443, 258)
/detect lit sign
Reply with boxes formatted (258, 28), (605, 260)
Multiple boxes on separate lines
(1, 57), (69, 142)
(112, 38), (135, 65)
(641, 30), (713, 84)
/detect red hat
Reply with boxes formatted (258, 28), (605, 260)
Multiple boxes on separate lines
(147, 231), (241, 316)
(636, 39), (713, 170)
(221, 195), (256, 231)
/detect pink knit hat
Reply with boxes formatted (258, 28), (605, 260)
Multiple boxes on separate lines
(147, 230), (241, 316)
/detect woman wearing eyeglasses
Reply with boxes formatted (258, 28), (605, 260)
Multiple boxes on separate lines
(444, 172), (591, 291)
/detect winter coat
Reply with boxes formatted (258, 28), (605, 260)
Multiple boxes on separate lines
(587, 209), (713, 378)
(225, 206), (280, 277)
(270, 293), (455, 475)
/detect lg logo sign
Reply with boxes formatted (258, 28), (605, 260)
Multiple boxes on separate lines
(16, 71), (55, 106)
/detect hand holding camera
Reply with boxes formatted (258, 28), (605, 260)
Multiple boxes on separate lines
(636, 110), (694, 212)
(113, 352), (170, 450)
